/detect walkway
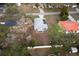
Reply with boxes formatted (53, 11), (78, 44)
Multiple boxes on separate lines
(38, 8), (44, 18)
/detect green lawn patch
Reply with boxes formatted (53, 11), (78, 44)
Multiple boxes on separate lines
(44, 8), (60, 12)
(49, 23), (64, 33)
(0, 25), (10, 38)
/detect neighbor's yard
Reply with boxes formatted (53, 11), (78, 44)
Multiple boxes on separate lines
(44, 7), (76, 12)
(71, 13), (79, 21)
(18, 4), (39, 13)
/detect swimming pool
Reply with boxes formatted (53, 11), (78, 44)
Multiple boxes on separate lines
(4, 21), (17, 26)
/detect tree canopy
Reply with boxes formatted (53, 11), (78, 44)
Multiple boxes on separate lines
(59, 6), (69, 21)
(1, 41), (31, 56)
(5, 5), (19, 15)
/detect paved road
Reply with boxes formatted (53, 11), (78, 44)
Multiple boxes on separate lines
(26, 11), (79, 16)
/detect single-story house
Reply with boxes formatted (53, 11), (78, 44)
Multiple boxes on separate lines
(34, 17), (48, 32)
(0, 3), (6, 13)
(59, 21), (79, 33)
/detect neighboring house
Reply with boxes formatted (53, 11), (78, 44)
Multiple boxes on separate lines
(76, 3), (79, 12)
(0, 3), (6, 13)
(76, 3), (79, 8)
(59, 21), (79, 33)
(34, 17), (48, 32)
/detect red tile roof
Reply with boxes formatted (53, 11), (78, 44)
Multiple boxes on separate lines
(59, 21), (79, 31)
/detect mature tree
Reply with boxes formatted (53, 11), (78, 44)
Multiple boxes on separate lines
(35, 3), (39, 8)
(3, 4), (20, 21)
(5, 4), (19, 15)
(59, 6), (69, 21)
(1, 41), (31, 56)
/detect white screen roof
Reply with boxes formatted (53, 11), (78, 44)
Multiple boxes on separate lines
(34, 18), (48, 32)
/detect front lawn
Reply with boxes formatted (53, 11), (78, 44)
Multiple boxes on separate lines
(48, 23), (64, 34)
(53, 24), (64, 32)
(48, 23), (64, 43)
(0, 25), (10, 44)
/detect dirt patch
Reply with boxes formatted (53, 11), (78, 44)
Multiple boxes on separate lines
(29, 48), (51, 56)
(45, 15), (60, 26)
(32, 30), (50, 45)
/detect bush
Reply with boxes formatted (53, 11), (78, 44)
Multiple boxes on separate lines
(28, 39), (36, 47)
(59, 6), (69, 21)
(1, 41), (31, 56)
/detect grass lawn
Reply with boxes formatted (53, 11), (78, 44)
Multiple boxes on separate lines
(44, 8), (60, 12)
(0, 25), (10, 36)
(53, 24), (64, 32)
(44, 7), (76, 12)
(0, 25), (10, 43)
(48, 23), (64, 33)
(47, 23), (64, 45)
(45, 15), (64, 40)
